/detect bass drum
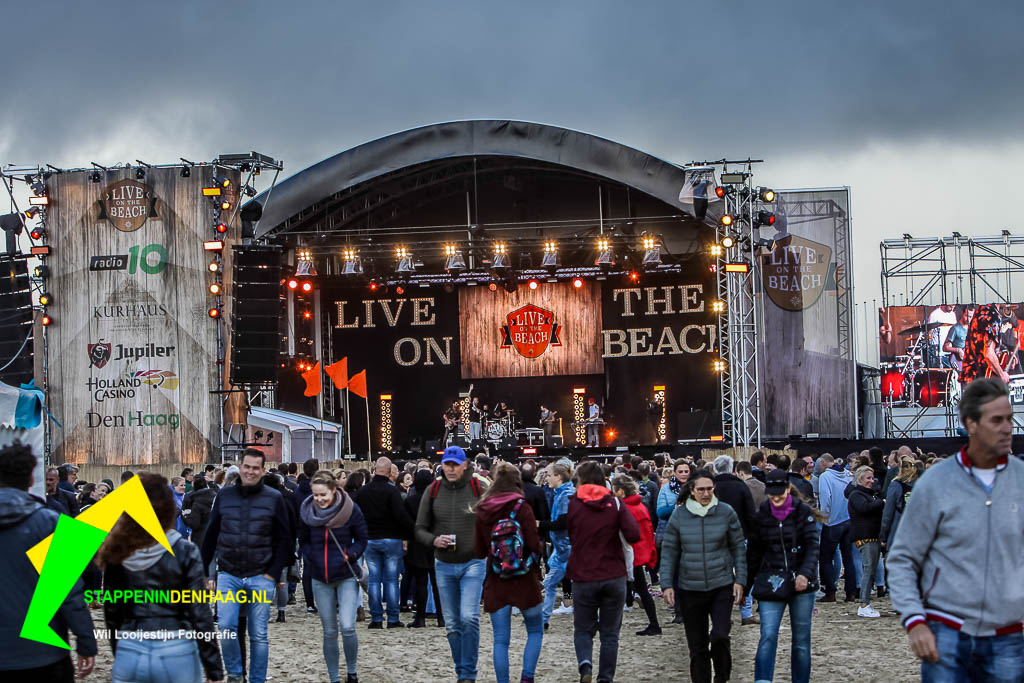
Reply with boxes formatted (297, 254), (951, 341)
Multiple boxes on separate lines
(881, 369), (907, 401)
(486, 421), (507, 440)
(915, 369), (951, 408)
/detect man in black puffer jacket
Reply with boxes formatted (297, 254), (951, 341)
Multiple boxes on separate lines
(711, 455), (756, 536)
(0, 443), (97, 681)
(201, 448), (292, 683)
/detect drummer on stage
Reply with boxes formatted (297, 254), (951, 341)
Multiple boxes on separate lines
(926, 304), (957, 368)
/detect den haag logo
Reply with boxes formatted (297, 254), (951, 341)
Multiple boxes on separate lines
(501, 304), (561, 358)
(97, 179), (159, 232)
(761, 234), (833, 311)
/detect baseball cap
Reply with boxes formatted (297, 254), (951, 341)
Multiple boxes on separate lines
(442, 446), (467, 465)
(765, 469), (789, 495)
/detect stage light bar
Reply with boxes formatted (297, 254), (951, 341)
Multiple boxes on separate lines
(31, 245), (51, 256)
(28, 196), (48, 206)
(711, 300), (725, 313)
(342, 248), (362, 275)
(493, 242), (507, 255)
(713, 359), (726, 372)
(522, 447), (537, 455)
(641, 236), (656, 250)
(710, 435), (725, 442)
(758, 187), (776, 202)
(642, 235), (661, 268)
(653, 385), (666, 442)
(541, 241), (560, 269)
(710, 244), (723, 257)
(572, 388), (586, 446)
(596, 238), (613, 266)
(203, 240), (224, 251)
(380, 393), (393, 451)
(298, 249), (312, 261)
(724, 262), (750, 273)
(720, 172), (747, 184)
(445, 245), (466, 272)
(202, 187), (222, 197)
(543, 240), (557, 253)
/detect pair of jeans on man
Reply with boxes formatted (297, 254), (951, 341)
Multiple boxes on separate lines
(435, 558), (486, 681)
(922, 622), (1024, 682)
(819, 520), (856, 597)
(680, 584), (734, 683)
(754, 591), (815, 683)
(490, 603), (544, 683)
(364, 538), (403, 624)
(311, 577), (360, 682)
(573, 577), (626, 683)
(541, 548), (569, 624)
(111, 637), (203, 683)
(216, 572), (274, 683)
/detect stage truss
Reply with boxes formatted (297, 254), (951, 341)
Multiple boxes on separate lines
(880, 232), (1024, 437)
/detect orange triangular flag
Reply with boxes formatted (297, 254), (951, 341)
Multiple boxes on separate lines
(302, 361), (322, 397)
(325, 357), (348, 390)
(348, 369), (367, 399)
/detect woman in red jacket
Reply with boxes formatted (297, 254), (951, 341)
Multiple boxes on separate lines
(611, 474), (661, 636)
(473, 463), (544, 683)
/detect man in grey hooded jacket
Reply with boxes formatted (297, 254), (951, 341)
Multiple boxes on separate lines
(889, 378), (1024, 680)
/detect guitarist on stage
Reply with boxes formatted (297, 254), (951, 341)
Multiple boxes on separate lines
(442, 401), (461, 446)
(961, 304), (1011, 386)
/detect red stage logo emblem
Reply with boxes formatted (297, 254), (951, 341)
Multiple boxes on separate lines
(88, 340), (112, 368)
(501, 304), (561, 358)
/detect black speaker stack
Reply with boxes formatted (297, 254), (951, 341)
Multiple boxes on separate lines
(230, 245), (282, 384)
(0, 258), (32, 386)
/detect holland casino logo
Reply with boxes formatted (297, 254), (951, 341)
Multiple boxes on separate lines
(500, 304), (561, 358)
(761, 234), (833, 312)
(97, 179), (159, 232)
(88, 370), (179, 402)
(20, 476), (172, 648)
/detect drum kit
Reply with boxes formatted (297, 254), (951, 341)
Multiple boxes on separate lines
(484, 410), (516, 442)
(881, 321), (960, 408)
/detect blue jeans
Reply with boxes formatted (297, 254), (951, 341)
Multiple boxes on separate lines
(490, 602), (544, 683)
(217, 572), (274, 683)
(852, 541), (886, 592)
(923, 622), (1024, 682)
(435, 558), (486, 680)
(365, 538), (403, 623)
(819, 521), (856, 597)
(111, 637), (202, 683)
(542, 548), (569, 624)
(754, 591), (815, 683)
(740, 540), (753, 619)
(311, 577), (360, 681)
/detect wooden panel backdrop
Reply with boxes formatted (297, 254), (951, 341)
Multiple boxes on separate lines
(459, 281), (603, 378)
(46, 167), (237, 465)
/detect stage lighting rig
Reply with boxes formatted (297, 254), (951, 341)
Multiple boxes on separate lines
(541, 240), (559, 269)
(758, 187), (776, 203)
(89, 162), (105, 184)
(24, 208), (39, 221)
(443, 244), (466, 272)
(720, 172), (747, 185)
(721, 235), (735, 249)
(396, 246), (415, 273)
(754, 210), (775, 229)
(710, 244), (724, 257)
(491, 242), (510, 270)
(595, 238), (613, 267)
(755, 237), (777, 253)
(720, 214), (734, 228)
(713, 359), (726, 372)
(30, 227), (46, 241)
(711, 300), (725, 313)
(641, 235), (661, 268)
(342, 248), (362, 275)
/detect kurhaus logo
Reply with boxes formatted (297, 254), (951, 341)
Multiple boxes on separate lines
(87, 341), (175, 367)
(500, 304), (561, 358)
(97, 179), (159, 232)
(93, 303), (168, 319)
(21, 476), (172, 648)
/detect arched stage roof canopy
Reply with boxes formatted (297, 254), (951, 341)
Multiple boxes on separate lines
(250, 120), (697, 240)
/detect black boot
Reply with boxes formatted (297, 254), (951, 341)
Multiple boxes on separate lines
(408, 615), (426, 628)
(346, 674), (359, 683)
(275, 609), (286, 623)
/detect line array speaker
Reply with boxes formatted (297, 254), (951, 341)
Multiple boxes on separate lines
(0, 259), (32, 386)
(230, 245), (282, 384)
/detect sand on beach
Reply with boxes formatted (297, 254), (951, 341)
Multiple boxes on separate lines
(85, 592), (919, 682)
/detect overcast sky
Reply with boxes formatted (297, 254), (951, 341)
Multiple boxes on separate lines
(3, 0), (1021, 360)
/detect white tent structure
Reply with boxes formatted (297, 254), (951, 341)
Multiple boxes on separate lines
(247, 406), (343, 463)
(0, 381), (48, 498)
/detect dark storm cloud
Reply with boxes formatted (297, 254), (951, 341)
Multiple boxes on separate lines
(1, 0), (1020, 172)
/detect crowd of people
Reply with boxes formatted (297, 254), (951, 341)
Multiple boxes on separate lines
(2, 376), (1023, 682)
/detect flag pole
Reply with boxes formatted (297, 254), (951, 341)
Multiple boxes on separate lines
(365, 395), (371, 460)
(345, 387), (352, 459)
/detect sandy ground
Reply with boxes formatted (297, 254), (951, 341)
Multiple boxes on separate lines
(86, 591), (919, 682)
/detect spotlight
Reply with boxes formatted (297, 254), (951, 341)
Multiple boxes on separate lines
(641, 235), (661, 268)
(715, 186), (725, 198)
(208, 261), (221, 273)
(721, 235), (735, 249)
(30, 181), (46, 196)
(528, 279), (539, 290)
(24, 208), (39, 220)
(220, 200), (231, 211)
(135, 167), (146, 180)
(287, 278), (299, 290)
(303, 311), (312, 319)
(541, 240), (560, 269)
(754, 210), (776, 229)
(488, 282), (498, 292)
(595, 238), (613, 266)
(180, 166), (191, 178)
(628, 271), (640, 282)
(494, 242), (507, 255)
(573, 278), (584, 289)
(30, 227), (46, 241)
(244, 184), (257, 197)
(397, 246), (415, 273)
(208, 307), (221, 319)
(209, 283), (222, 295)
(758, 187), (776, 203)
(218, 176), (231, 188)
(368, 280), (379, 292)
(342, 249), (362, 275)
(215, 223), (228, 234)
(33, 265), (50, 279)
(444, 244), (466, 272)
(41, 314), (52, 326)
(713, 359), (727, 372)
(395, 285), (405, 295)
(711, 300), (725, 312)
(300, 281), (314, 293)
(38, 292), (52, 306)
(253, 164), (261, 176)
(710, 244), (723, 257)
(720, 214), (734, 227)
(755, 236), (777, 252)
(89, 171), (101, 183)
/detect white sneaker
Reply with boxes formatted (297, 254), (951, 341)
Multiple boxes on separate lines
(857, 605), (880, 618)
(552, 602), (574, 615)
(623, 605), (633, 612)
(512, 607), (521, 615)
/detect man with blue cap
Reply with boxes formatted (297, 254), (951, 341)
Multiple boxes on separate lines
(414, 445), (488, 683)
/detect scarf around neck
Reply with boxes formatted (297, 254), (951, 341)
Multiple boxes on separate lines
(300, 489), (354, 529)
(685, 494), (718, 517)
(770, 493), (795, 521)
(669, 477), (683, 494)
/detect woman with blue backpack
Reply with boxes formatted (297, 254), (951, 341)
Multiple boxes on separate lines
(473, 463), (544, 683)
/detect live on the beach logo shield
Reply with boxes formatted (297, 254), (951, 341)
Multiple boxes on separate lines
(97, 179), (159, 232)
(20, 476), (172, 648)
(761, 234), (832, 311)
(500, 304), (561, 358)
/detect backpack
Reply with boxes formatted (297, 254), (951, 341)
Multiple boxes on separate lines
(428, 476), (482, 499)
(488, 499), (533, 579)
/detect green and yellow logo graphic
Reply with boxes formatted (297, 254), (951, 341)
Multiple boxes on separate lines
(22, 476), (171, 648)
